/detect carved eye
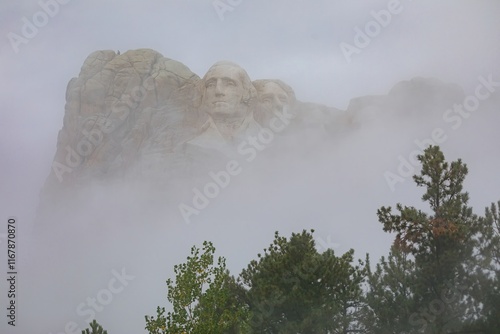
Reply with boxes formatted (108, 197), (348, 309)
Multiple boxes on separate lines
(205, 79), (217, 88)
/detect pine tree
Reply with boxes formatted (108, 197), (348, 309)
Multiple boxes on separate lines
(376, 146), (477, 333)
(462, 201), (500, 332)
(361, 246), (417, 333)
(239, 230), (365, 333)
(81, 319), (108, 334)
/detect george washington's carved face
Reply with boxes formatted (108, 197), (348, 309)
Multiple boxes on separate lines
(202, 64), (248, 120)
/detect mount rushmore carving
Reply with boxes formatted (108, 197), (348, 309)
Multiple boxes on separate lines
(43, 49), (346, 188)
(39, 48), (466, 216)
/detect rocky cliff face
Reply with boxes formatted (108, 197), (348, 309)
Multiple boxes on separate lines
(42, 49), (347, 191)
(46, 49), (201, 186)
(38, 49), (465, 222)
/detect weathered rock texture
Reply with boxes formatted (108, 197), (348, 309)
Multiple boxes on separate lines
(39, 49), (465, 211)
(47, 49), (202, 187)
(43, 49), (346, 190)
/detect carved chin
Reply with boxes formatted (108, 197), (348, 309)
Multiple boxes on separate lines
(206, 103), (248, 118)
(210, 105), (233, 115)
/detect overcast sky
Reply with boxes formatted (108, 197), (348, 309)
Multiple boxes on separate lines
(1, 1), (500, 333)
(1, 0), (499, 224)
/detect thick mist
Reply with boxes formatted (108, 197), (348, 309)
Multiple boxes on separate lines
(21, 86), (500, 334)
(1, 1), (500, 334)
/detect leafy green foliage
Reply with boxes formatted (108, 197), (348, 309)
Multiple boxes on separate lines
(140, 145), (498, 334)
(145, 241), (243, 334)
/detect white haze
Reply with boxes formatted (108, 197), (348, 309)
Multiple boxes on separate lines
(1, 1), (500, 334)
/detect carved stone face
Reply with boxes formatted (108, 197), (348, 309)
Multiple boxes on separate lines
(259, 82), (289, 112)
(202, 64), (246, 120)
(255, 81), (290, 126)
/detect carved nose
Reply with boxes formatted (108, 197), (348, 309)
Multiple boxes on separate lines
(274, 97), (284, 110)
(215, 80), (224, 95)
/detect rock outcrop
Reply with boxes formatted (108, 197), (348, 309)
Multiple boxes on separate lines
(42, 49), (346, 192)
(38, 49), (466, 221)
(46, 49), (202, 187)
